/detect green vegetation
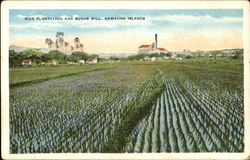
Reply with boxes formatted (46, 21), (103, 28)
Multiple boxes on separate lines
(47, 50), (67, 63)
(127, 52), (172, 60)
(123, 58), (243, 152)
(9, 49), (44, 66)
(10, 63), (120, 87)
(9, 57), (243, 153)
(9, 49), (97, 66)
(67, 51), (88, 62)
(102, 67), (164, 152)
(9, 49), (114, 67)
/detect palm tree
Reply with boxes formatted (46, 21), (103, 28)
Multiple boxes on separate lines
(79, 43), (84, 51)
(45, 38), (54, 50)
(64, 42), (69, 53)
(56, 32), (64, 51)
(45, 38), (50, 47)
(74, 37), (80, 51)
(50, 40), (54, 50)
(55, 41), (59, 50)
(59, 37), (64, 51)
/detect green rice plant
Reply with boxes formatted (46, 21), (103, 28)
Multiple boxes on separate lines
(10, 59), (244, 153)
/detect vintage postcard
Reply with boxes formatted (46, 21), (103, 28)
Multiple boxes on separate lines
(1, 1), (250, 160)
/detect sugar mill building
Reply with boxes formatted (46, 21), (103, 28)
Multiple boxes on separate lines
(138, 34), (168, 54)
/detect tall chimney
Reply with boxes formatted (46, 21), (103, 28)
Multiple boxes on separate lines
(155, 34), (157, 49)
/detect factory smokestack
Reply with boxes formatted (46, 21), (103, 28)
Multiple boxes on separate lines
(155, 34), (157, 49)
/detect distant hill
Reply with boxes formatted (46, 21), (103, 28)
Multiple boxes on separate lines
(202, 48), (243, 54)
(9, 45), (51, 54)
(9, 45), (30, 53)
(92, 53), (137, 58)
(220, 48), (243, 54)
(9, 45), (90, 55)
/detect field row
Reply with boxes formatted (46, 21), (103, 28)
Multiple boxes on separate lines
(123, 74), (244, 152)
(10, 65), (163, 153)
(9, 60), (244, 153)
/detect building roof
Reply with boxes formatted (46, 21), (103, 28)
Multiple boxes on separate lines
(20, 59), (32, 63)
(139, 45), (151, 48)
(87, 58), (97, 61)
(157, 48), (167, 51)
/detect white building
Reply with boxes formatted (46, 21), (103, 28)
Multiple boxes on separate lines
(51, 60), (59, 65)
(78, 60), (85, 64)
(150, 57), (156, 61)
(86, 58), (98, 64)
(143, 56), (150, 61)
(138, 45), (151, 54)
(150, 48), (168, 54)
(138, 34), (168, 54)
(175, 57), (183, 60)
(20, 59), (32, 66)
(163, 56), (170, 59)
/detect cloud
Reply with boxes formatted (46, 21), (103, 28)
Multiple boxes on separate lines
(17, 14), (26, 18)
(59, 14), (242, 30)
(73, 20), (151, 29)
(56, 14), (150, 28)
(60, 14), (79, 19)
(216, 16), (242, 23)
(148, 14), (242, 24)
(17, 14), (45, 19)
(10, 21), (61, 30)
(148, 15), (199, 22)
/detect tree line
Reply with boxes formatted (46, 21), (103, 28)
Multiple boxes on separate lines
(127, 52), (172, 60)
(9, 49), (102, 67)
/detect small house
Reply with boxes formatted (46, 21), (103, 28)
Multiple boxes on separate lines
(78, 60), (86, 64)
(150, 57), (156, 61)
(143, 56), (156, 61)
(51, 60), (59, 65)
(86, 58), (98, 64)
(175, 57), (183, 61)
(163, 56), (170, 59)
(20, 59), (32, 66)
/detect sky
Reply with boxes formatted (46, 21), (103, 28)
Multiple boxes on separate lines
(9, 9), (243, 55)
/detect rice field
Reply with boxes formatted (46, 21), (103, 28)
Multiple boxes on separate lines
(123, 75), (243, 152)
(10, 63), (120, 86)
(9, 58), (244, 153)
